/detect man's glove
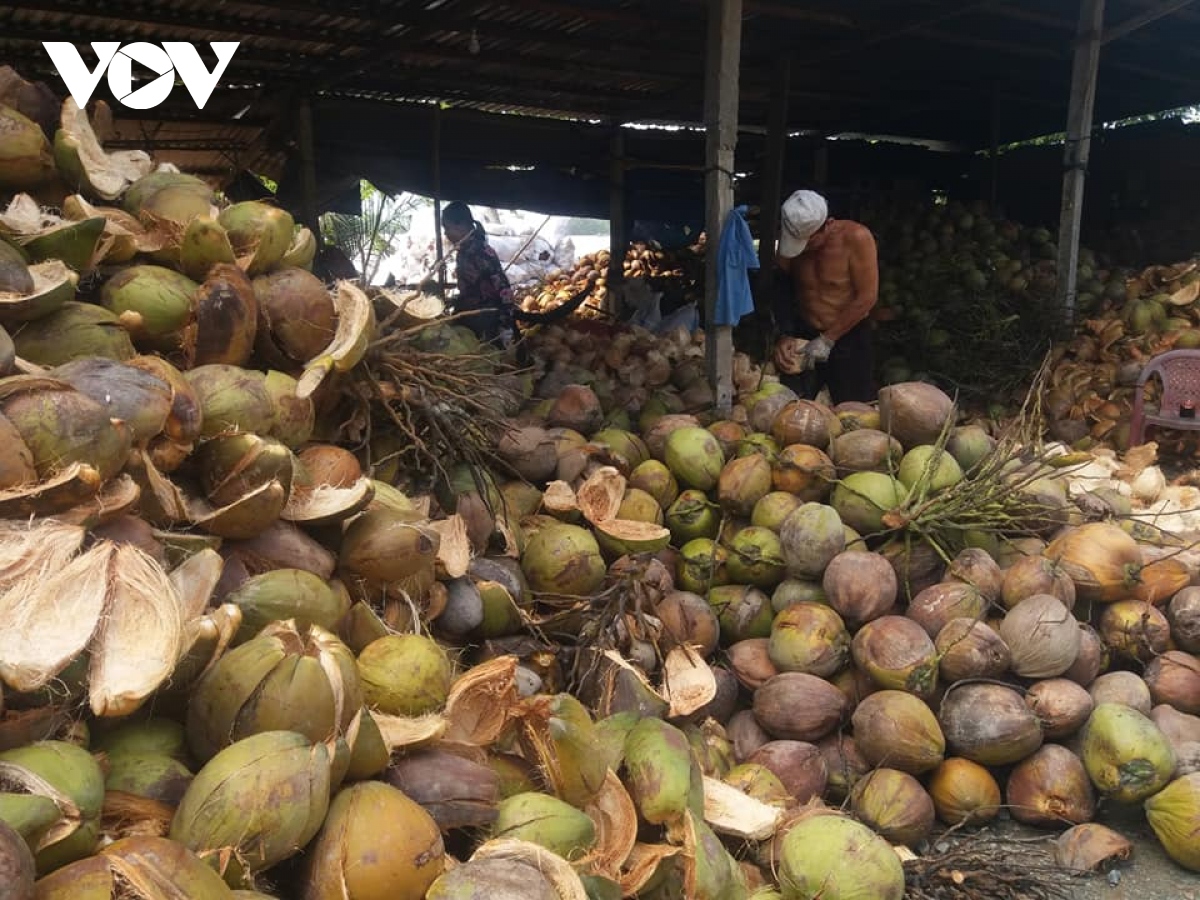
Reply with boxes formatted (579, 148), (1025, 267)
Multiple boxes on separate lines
(800, 335), (835, 369)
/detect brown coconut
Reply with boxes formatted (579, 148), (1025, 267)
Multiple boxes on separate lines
(877, 381), (956, 448)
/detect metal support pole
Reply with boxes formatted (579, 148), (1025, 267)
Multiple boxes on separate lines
(704, 0), (743, 414)
(296, 95), (321, 245)
(432, 106), (445, 294)
(1055, 0), (1106, 324)
(608, 131), (626, 315)
(758, 55), (790, 272)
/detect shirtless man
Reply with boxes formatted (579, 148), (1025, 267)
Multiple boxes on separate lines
(772, 190), (879, 404)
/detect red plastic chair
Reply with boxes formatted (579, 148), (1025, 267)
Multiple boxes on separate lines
(1128, 349), (1200, 446)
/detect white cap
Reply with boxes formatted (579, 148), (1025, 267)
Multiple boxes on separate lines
(779, 189), (828, 258)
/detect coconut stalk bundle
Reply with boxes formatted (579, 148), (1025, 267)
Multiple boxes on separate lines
(353, 315), (528, 488)
(862, 360), (1093, 566)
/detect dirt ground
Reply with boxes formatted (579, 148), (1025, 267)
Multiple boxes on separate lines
(979, 805), (1200, 900)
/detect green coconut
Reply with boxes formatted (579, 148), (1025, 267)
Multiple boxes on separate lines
(725, 525), (787, 588)
(218, 202), (295, 276)
(185, 365), (276, 438)
(677, 538), (729, 594)
(592, 428), (650, 469)
(717, 452), (773, 517)
(22, 217), (107, 272)
(751, 491), (804, 532)
(664, 426), (725, 491)
(52, 357), (172, 444)
(32, 836), (234, 900)
(0, 104), (55, 190)
(520, 522), (606, 596)
(0, 377), (132, 479)
(665, 489), (722, 543)
(123, 171), (215, 224)
(1081, 703), (1176, 804)
(946, 425), (996, 473)
(11, 301), (134, 365)
(196, 432), (294, 508)
(187, 622), (362, 763)
(263, 370), (315, 448)
(779, 502), (845, 579)
(830, 471), (905, 535)
(623, 717), (704, 826)
(1144, 773), (1200, 872)
(897, 444), (963, 492)
(778, 812), (905, 900)
(492, 793), (596, 860)
(356, 633), (453, 716)
(170, 730), (331, 887)
(339, 509), (440, 589)
(224, 568), (349, 643)
(628, 458), (679, 508)
(0, 740), (105, 874)
(91, 719), (187, 761)
(709, 584), (775, 644)
(100, 265), (197, 347)
(344, 709), (390, 781)
(104, 753), (193, 807)
(179, 216), (237, 281)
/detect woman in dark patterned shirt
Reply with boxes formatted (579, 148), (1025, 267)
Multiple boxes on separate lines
(442, 201), (515, 345)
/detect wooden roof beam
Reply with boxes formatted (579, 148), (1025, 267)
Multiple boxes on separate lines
(1102, 0), (1199, 43)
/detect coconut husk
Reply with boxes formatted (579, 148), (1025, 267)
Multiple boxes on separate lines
(427, 514), (472, 580)
(281, 478), (374, 527)
(471, 839), (588, 900)
(619, 842), (682, 897)
(126, 448), (188, 525)
(542, 480), (580, 519)
(88, 544), (185, 717)
(0, 541), (112, 691)
(0, 519), (84, 593)
(100, 792), (174, 841)
(168, 548), (224, 620)
(701, 775), (784, 841)
(1053, 823), (1133, 872)
(660, 644), (717, 718)
(443, 654), (520, 745)
(54, 473), (140, 527)
(577, 466), (626, 524)
(372, 711), (447, 751)
(575, 770), (639, 880)
(0, 461), (103, 518)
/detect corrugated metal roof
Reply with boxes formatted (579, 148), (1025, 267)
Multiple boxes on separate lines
(2, 0), (1199, 186)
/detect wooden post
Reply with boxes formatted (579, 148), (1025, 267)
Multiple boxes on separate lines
(432, 105), (445, 294)
(608, 131), (626, 315)
(1055, 0), (1106, 323)
(704, 0), (743, 415)
(296, 95), (320, 244)
(757, 55), (790, 272)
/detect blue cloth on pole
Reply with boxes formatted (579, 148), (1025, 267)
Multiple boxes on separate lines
(715, 205), (759, 326)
